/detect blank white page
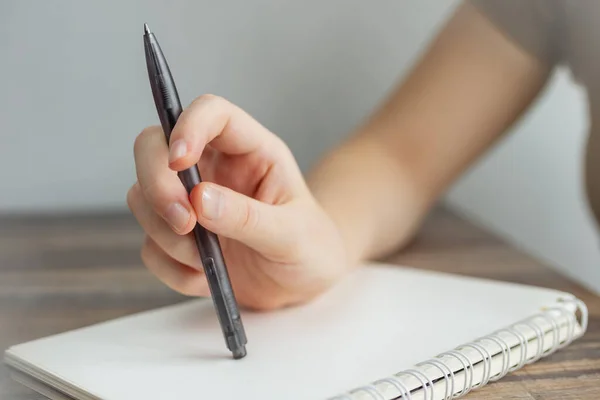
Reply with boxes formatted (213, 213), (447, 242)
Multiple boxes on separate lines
(5, 263), (572, 399)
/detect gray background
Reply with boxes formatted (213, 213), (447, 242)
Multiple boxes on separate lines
(0, 0), (454, 211)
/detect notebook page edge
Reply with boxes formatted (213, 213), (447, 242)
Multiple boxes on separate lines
(8, 366), (78, 400)
(5, 351), (99, 400)
(366, 262), (577, 300)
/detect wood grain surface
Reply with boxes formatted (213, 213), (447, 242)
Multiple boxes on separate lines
(0, 207), (598, 399)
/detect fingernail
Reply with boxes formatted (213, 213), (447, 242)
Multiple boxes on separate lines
(202, 186), (223, 220)
(165, 202), (191, 232)
(169, 139), (188, 163)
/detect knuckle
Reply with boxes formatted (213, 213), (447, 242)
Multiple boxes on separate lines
(126, 183), (142, 211)
(194, 93), (221, 105)
(140, 237), (153, 264)
(238, 202), (260, 232)
(140, 179), (161, 204)
(134, 126), (158, 153)
(272, 135), (290, 153)
(142, 212), (162, 239)
(138, 179), (168, 210)
(191, 94), (230, 114)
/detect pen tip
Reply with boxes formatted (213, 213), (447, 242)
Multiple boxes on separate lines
(144, 23), (151, 35)
(233, 345), (247, 360)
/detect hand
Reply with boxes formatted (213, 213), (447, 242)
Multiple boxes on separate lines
(127, 95), (349, 310)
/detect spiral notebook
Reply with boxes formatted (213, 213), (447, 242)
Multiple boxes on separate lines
(4, 263), (588, 400)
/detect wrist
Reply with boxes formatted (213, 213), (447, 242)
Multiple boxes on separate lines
(309, 192), (371, 268)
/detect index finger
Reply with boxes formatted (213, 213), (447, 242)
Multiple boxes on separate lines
(168, 94), (277, 171)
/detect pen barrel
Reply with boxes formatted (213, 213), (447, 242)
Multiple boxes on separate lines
(177, 167), (202, 194)
(179, 167), (247, 351)
(192, 224), (247, 349)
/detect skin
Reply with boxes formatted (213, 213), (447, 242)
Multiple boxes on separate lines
(127, 2), (552, 311)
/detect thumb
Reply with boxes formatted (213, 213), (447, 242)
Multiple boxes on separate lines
(190, 182), (294, 256)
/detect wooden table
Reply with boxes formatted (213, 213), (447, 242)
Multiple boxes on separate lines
(0, 207), (599, 399)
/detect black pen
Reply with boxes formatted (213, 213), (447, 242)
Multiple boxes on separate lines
(143, 23), (247, 359)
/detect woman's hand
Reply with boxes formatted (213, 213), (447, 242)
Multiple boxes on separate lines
(127, 95), (349, 311)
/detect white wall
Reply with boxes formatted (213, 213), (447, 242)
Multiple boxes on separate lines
(0, 0), (455, 212)
(445, 70), (600, 294)
(2, 1), (598, 292)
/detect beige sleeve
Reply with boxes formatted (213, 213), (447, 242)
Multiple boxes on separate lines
(468, 0), (565, 65)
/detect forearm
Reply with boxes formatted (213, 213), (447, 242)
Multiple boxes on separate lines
(307, 134), (431, 265)
(307, 2), (550, 266)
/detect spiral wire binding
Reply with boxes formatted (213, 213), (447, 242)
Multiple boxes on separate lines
(521, 320), (545, 363)
(372, 377), (411, 400)
(397, 370), (433, 400)
(415, 359), (454, 400)
(539, 313), (560, 356)
(458, 342), (493, 388)
(352, 385), (386, 400)
(496, 326), (528, 371)
(437, 350), (474, 397)
(330, 297), (588, 400)
(479, 335), (510, 381)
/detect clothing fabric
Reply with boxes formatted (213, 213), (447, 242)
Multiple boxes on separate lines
(470, 0), (600, 226)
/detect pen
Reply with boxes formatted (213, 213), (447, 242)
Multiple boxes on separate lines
(142, 23), (247, 359)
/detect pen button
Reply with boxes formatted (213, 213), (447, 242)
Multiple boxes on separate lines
(204, 257), (216, 276)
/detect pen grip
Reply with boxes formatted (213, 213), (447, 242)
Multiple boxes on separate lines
(177, 166), (202, 194)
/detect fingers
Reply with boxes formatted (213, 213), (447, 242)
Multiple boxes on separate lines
(167, 94), (279, 171)
(141, 236), (210, 297)
(133, 125), (197, 235)
(190, 181), (300, 259)
(127, 182), (202, 270)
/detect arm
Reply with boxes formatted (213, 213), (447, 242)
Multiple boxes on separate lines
(129, 1), (555, 310)
(307, 2), (553, 264)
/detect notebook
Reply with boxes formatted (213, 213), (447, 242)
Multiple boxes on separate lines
(4, 263), (588, 400)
